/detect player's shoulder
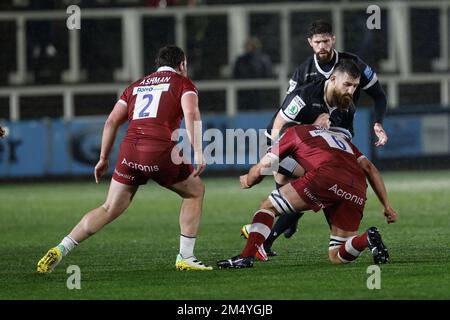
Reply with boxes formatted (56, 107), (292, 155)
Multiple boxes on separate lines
(301, 78), (326, 96)
(182, 75), (196, 86)
(303, 124), (321, 131)
(338, 51), (362, 62)
(338, 51), (375, 78)
(338, 51), (372, 69)
(289, 124), (315, 136)
(293, 56), (315, 74)
(285, 79), (323, 106)
(121, 77), (145, 95)
(128, 71), (161, 87)
(290, 124), (321, 140)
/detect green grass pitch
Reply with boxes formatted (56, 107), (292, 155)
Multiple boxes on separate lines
(0, 170), (449, 299)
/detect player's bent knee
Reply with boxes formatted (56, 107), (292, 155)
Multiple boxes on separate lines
(190, 178), (205, 198)
(259, 198), (279, 217)
(101, 202), (128, 220)
(181, 176), (205, 199)
(267, 189), (296, 216)
(197, 179), (205, 196)
(260, 198), (274, 210)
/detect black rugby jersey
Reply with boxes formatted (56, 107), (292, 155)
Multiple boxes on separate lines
(287, 50), (378, 106)
(266, 78), (355, 139)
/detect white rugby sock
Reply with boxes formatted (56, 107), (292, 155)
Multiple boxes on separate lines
(57, 236), (79, 257)
(179, 234), (196, 258)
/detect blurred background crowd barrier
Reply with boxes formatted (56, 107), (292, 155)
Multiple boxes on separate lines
(0, 0), (449, 178)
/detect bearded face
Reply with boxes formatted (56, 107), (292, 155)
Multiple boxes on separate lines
(308, 34), (335, 63)
(333, 88), (354, 110)
(330, 72), (360, 111)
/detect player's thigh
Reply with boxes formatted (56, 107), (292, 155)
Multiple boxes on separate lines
(167, 173), (204, 199)
(326, 198), (364, 233)
(330, 224), (358, 239)
(104, 179), (139, 212)
(268, 183), (311, 215)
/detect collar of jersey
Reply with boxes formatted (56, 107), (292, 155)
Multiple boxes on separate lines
(323, 80), (338, 114)
(314, 49), (339, 78)
(157, 66), (177, 73)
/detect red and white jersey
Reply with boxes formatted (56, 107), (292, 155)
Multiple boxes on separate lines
(271, 125), (367, 191)
(118, 66), (198, 145)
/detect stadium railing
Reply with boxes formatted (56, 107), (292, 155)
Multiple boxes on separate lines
(0, 1), (449, 121)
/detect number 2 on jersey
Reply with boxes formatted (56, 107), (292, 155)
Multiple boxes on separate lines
(138, 94), (153, 118)
(132, 84), (170, 120)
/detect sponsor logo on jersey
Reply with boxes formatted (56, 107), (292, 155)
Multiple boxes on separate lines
(286, 95), (306, 118)
(303, 187), (325, 209)
(287, 104), (299, 116)
(305, 72), (318, 78)
(312, 103), (324, 108)
(287, 79), (297, 94)
(364, 66), (374, 80)
(328, 184), (364, 206)
(121, 158), (160, 173)
(133, 83), (170, 94)
(114, 169), (135, 181)
(311, 128), (327, 135)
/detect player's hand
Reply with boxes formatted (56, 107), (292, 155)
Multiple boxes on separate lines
(240, 174), (251, 189)
(383, 205), (397, 224)
(374, 123), (388, 146)
(0, 126), (6, 138)
(94, 158), (109, 184)
(313, 113), (331, 129)
(193, 152), (206, 177)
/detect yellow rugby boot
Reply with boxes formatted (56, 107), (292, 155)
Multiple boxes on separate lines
(37, 247), (62, 274)
(175, 254), (212, 271)
(240, 224), (251, 239)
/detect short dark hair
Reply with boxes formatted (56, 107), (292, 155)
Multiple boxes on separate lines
(308, 20), (333, 38)
(155, 45), (186, 69)
(332, 59), (361, 79)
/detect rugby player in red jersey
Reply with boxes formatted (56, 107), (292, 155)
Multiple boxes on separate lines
(37, 46), (212, 272)
(218, 124), (397, 269)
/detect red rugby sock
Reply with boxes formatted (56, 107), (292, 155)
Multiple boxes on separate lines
(241, 210), (274, 258)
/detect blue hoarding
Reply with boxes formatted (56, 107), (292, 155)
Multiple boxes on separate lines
(0, 110), (372, 178)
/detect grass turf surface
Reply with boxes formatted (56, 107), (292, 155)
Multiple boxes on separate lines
(0, 170), (449, 299)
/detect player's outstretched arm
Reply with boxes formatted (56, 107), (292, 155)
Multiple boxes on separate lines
(363, 73), (387, 146)
(240, 153), (276, 189)
(271, 112), (288, 141)
(358, 157), (397, 224)
(181, 92), (205, 177)
(95, 102), (128, 184)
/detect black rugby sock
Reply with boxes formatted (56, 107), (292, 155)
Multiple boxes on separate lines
(265, 212), (304, 246)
